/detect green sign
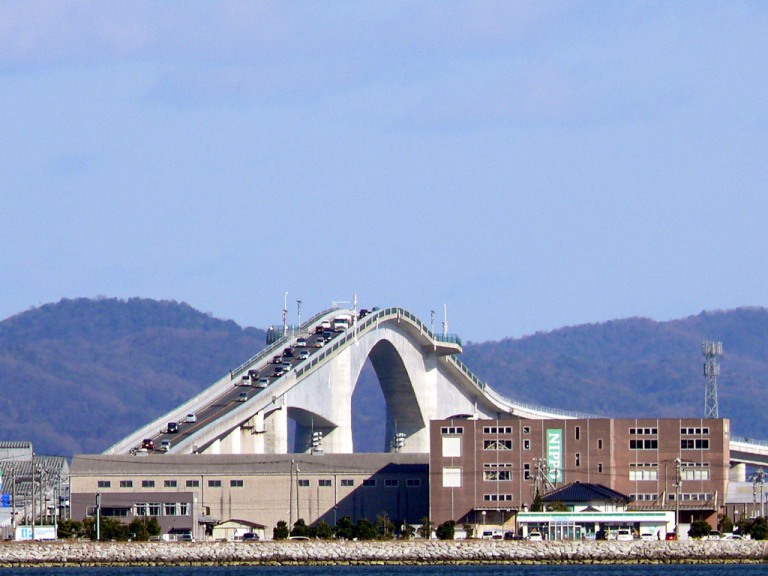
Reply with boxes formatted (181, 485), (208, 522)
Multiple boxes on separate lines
(546, 428), (563, 483)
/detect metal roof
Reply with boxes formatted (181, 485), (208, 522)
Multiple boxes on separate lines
(542, 481), (631, 504)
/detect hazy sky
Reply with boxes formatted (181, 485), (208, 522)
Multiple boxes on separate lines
(2, 1), (766, 342)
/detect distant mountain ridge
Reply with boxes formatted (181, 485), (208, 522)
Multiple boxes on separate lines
(1, 298), (766, 457)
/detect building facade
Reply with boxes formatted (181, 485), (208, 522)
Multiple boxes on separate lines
(71, 453), (428, 540)
(429, 417), (730, 533)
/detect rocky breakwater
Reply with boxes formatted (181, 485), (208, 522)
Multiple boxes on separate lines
(1, 539), (768, 567)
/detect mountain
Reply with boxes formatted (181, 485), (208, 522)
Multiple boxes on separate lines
(1, 299), (766, 457)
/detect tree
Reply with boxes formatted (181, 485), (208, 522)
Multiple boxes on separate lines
(462, 523), (474, 539)
(335, 515), (355, 540)
(99, 517), (131, 541)
(129, 518), (150, 541)
(290, 518), (311, 538)
(746, 517), (768, 540)
(718, 513), (734, 534)
(400, 521), (416, 540)
(354, 518), (378, 540)
(688, 520), (711, 539)
(375, 512), (395, 539)
(436, 520), (456, 540)
(57, 519), (84, 539)
(273, 520), (289, 540)
(314, 520), (334, 540)
(531, 488), (544, 512)
(418, 517), (434, 539)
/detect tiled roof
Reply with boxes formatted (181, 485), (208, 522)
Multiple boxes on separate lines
(542, 481), (631, 504)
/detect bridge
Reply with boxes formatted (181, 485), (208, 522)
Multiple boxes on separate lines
(104, 306), (768, 467)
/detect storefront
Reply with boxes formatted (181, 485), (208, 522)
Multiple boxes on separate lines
(517, 510), (674, 540)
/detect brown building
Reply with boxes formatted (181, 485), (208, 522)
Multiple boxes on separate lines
(429, 417), (730, 532)
(71, 453), (428, 540)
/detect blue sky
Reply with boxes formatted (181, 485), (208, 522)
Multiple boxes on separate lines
(1, 1), (767, 342)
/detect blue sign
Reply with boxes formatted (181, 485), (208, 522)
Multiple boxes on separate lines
(1, 494), (11, 507)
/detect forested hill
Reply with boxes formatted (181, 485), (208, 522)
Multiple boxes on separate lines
(0, 298), (266, 456)
(460, 307), (768, 439)
(1, 298), (767, 458)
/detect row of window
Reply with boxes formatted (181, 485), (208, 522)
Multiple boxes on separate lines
(483, 426), (513, 434)
(97, 478), (421, 489)
(87, 503), (191, 517)
(681, 427), (710, 435)
(668, 493), (713, 501)
(629, 427), (658, 436)
(483, 494), (513, 501)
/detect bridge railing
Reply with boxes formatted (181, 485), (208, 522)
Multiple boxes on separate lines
(229, 307), (341, 378)
(732, 436), (768, 447)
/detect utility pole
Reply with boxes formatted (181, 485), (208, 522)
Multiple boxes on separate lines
(753, 469), (765, 518)
(95, 492), (101, 541)
(674, 457), (682, 538)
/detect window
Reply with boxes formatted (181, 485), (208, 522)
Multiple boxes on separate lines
(483, 470), (511, 481)
(522, 426), (531, 434)
(298, 479), (309, 487)
(340, 479), (354, 487)
(483, 494), (513, 501)
(597, 463), (603, 473)
(523, 439), (531, 450)
(406, 479), (421, 488)
(681, 463), (710, 480)
(385, 479), (399, 487)
(633, 493), (657, 502)
(575, 453), (580, 467)
(442, 436), (461, 457)
(483, 426), (513, 434)
(483, 439), (512, 451)
(629, 464), (659, 481)
(440, 426), (464, 435)
(597, 439), (603, 450)
(179, 503), (190, 515)
(141, 480), (155, 488)
(442, 467), (462, 488)
(319, 479), (332, 487)
(186, 480), (200, 488)
(362, 479), (376, 487)
(629, 427), (658, 435)
(629, 439), (658, 450)
(119, 480), (132, 488)
(681, 439), (710, 450)
(681, 427), (710, 435)
(208, 480), (222, 488)
(230, 479), (244, 487)
(575, 426), (580, 440)
(134, 503), (148, 516)
(101, 507), (129, 517)
(164, 503), (177, 516)
(148, 503), (161, 516)
(97, 480), (111, 488)
(164, 480), (177, 488)
(524, 464), (531, 480)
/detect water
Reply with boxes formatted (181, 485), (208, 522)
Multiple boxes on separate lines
(0, 566), (764, 576)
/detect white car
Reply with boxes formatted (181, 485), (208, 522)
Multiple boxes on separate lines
(640, 531), (655, 541)
(159, 439), (171, 452)
(528, 531), (543, 541)
(185, 413), (197, 423)
(616, 528), (633, 541)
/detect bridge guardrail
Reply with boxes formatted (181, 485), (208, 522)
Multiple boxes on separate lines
(732, 436), (768, 447)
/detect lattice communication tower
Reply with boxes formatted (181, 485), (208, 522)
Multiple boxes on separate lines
(702, 341), (723, 418)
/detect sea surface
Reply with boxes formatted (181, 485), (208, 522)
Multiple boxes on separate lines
(0, 566), (765, 576)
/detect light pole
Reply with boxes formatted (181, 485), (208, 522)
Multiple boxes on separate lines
(297, 300), (302, 330)
(674, 457), (682, 538)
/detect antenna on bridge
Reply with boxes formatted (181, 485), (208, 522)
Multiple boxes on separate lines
(442, 304), (448, 337)
(703, 341), (723, 418)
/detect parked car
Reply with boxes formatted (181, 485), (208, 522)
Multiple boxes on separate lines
(528, 531), (543, 541)
(704, 530), (721, 540)
(723, 533), (743, 540)
(665, 532), (678, 540)
(180, 533), (195, 542)
(237, 391), (248, 402)
(640, 531), (655, 541)
(186, 413), (197, 423)
(167, 422), (179, 434)
(141, 438), (155, 450)
(159, 439), (171, 452)
(242, 532), (259, 541)
(616, 528), (633, 541)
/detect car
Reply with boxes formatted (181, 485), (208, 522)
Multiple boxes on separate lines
(319, 320), (331, 330)
(705, 530), (721, 540)
(616, 528), (633, 541)
(595, 530), (607, 541)
(295, 338), (307, 348)
(167, 422), (179, 434)
(283, 347), (294, 358)
(322, 330), (333, 342)
(359, 309), (369, 319)
(640, 531), (655, 541)
(273, 366), (286, 377)
(186, 413), (197, 423)
(159, 439), (171, 452)
(281, 362), (293, 372)
(180, 533), (195, 542)
(239, 375), (251, 386)
(665, 532), (678, 540)
(313, 337), (325, 348)
(271, 355), (283, 365)
(141, 438), (155, 450)
(298, 349), (309, 360)
(242, 532), (259, 541)
(256, 377), (270, 388)
(528, 531), (543, 541)
(504, 531), (524, 540)
(237, 391), (248, 402)
(723, 533), (743, 540)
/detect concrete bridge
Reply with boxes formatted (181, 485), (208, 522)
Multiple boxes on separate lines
(105, 306), (768, 468)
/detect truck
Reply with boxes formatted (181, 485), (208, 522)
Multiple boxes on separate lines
(333, 314), (354, 332)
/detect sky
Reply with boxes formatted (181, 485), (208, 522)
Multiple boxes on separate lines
(1, 1), (767, 343)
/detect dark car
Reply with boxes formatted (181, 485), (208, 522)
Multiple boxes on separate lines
(283, 347), (294, 358)
(273, 366), (286, 377)
(665, 532), (678, 541)
(271, 355), (283, 364)
(142, 438), (155, 450)
(322, 330), (333, 342)
(242, 532), (259, 541)
(167, 422), (179, 434)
